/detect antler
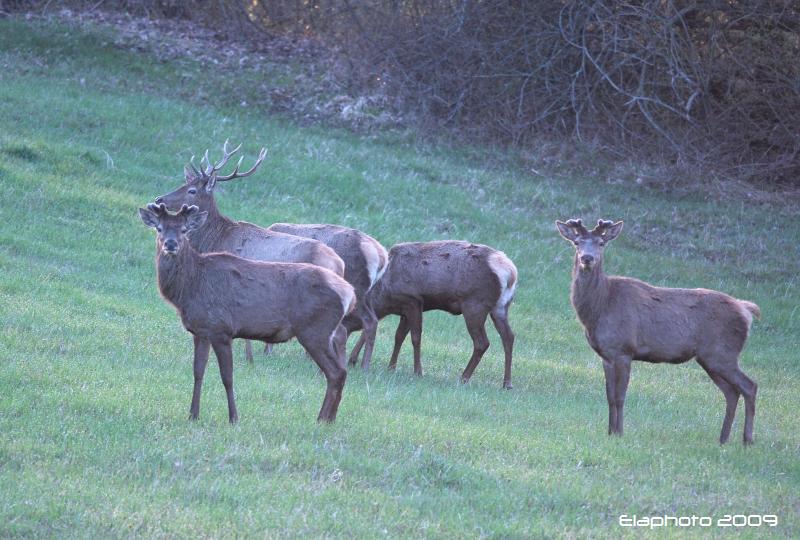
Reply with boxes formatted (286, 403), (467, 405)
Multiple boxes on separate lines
(215, 147), (267, 182)
(177, 204), (200, 216)
(564, 218), (589, 235)
(147, 202), (168, 216)
(185, 140), (266, 183)
(201, 139), (242, 177)
(593, 219), (615, 233)
(184, 156), (203, 183)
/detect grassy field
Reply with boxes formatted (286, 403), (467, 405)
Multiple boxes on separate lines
(1, 14), (799, 539)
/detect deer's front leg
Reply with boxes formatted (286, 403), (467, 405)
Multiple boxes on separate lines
(613, 356), (632, 435)
(210, 337), (238, 424)
(601, 358), (617, 435)
(189, 335), (211, 420)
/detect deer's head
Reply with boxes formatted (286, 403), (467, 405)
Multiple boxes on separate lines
(154, 140), (267, 214)
(139, 203), (208, 255)
(556, 218), (623, 271)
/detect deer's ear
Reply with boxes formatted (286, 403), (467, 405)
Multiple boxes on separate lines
(601, 221), (624, 242)
(138, 207), (160, 229)
(204, 175), (217, 193)
(184, 165), (200, 184)
(555, 220), (580, 242)
(185, 210), (208, 231)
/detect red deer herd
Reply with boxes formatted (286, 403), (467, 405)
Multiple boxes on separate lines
(139, 142), (760, 445)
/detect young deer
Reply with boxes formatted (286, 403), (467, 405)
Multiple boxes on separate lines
(139, 203), (355, 423)
(556, 218), (760, 444)
(267, 223), (388, 369)
(153, 141), (346, 362)
(350, 241), (517, 388)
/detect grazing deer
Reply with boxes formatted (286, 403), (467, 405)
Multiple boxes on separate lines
(139, 203), (355, 423)
(350, 241), (517, 388)
(556, 218), (760, 444)
(267, 223), (388, 369)
(153, 141), (345, 362)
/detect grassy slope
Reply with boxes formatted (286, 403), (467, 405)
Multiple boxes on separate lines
(1, 16), (798, 539)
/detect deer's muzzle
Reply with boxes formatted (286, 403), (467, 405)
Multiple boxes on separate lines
(163, 239), (179, 253)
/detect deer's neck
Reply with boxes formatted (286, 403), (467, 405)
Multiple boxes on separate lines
(188, 201), (235, 254)
(570, 256), (609, 329)
(156, 245), (200, 308)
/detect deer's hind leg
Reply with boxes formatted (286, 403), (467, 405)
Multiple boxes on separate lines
(700, 346), (757, 444)
(357, 303), (379, 370)
(697, 358), (741, 444)
(405, 305), (424, 376)
(490, 309), (515, 389)
(348, 333), (366, 366)
(388, 315), (409, 371)
(460, 305), (490, 385)
(297, 329), (348, 423)
(332, 324), (348, 363)
(725, 367), (757, 445)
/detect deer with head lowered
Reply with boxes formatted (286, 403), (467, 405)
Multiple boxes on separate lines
(267, 222), (388, 370)
(556, 218), (760, 444)
(349, 240), (517, 388)
(153, 141), (346, 362)
(139, 203), (355, 423)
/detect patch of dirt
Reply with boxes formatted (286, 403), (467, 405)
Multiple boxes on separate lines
(48, 8), (402, 130)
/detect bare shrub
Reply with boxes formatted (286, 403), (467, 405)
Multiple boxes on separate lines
(13, 0), (800, 186)
(333, 0), (800, 186)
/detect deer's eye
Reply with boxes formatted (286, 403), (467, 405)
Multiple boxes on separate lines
(181, 227), (188, 233)
(187, 188), (197, 195)
(156, 226), (163, 233)
(598, 240), (605, 246)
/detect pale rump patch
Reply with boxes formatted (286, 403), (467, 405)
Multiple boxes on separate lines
(362, 238), (388, 289)
(737, 300), (760, 330)
(488, 251), (518, 313)
(343, 286), (357, 315)
(318, 271), (357, 316)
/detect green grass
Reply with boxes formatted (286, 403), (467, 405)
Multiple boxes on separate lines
(1, 14), (799, 539)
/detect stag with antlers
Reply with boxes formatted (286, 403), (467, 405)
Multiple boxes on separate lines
(156, 141), (389, 366)
(139, 203), (355, 423)
(154, 141), (346, 361)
